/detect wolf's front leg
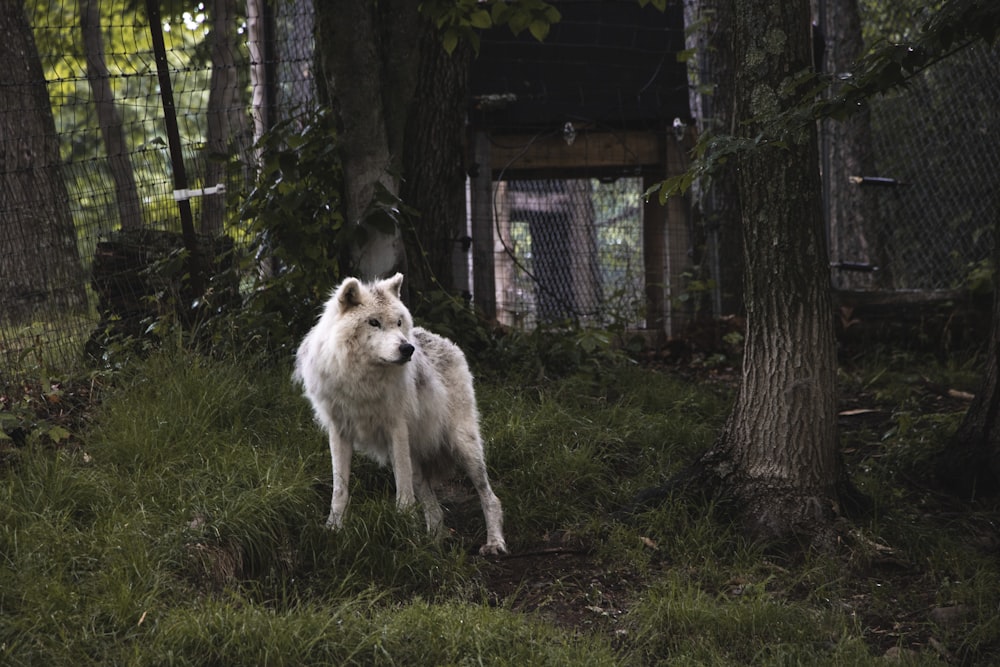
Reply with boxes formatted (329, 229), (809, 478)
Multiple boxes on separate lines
(414, 471), (445, 538)
(326, 429), (353, 529)
(390, 421), (415, 510)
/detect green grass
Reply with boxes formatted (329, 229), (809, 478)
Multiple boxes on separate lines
(1, 348), (999, 665)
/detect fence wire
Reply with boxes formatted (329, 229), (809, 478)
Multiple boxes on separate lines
(2, 2), (314, 377)
(492, 177), (647, 330)
(2, 1), (999, 379)
(862, 42), (1000, 290)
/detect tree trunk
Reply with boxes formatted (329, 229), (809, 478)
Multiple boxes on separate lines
(316, 1), (474, 294)
(246, 0), (269, 154)
(684, 0), (743, 316)
(316, 0), (418, 281)
(936, 226), (1000, 497)
(0, 0), (87, 321)
(697, 0), (843, 546)
(398, 17), (473, 296)
(821, 0), (885, 289)
(202, 0), (246, 236)
(80, 0), (143, 231)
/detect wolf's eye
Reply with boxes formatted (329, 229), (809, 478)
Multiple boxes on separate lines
(396, 318), (402, 327)
(368, 318), (381, 328)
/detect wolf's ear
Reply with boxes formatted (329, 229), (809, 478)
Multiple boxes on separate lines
(382, 272), (404, 298)
(335, 278), (364, 311)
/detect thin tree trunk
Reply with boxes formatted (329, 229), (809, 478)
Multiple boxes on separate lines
(80, 0), (142, 231)
(697, 0), (843, 546)
(202, 0), (245, 236)
(822, 0), (883, 289)
(684, 0), (743, 316)
(937, 228), (1000, 497)
(246, 0), (271, 161)
(0, 0), (87, 321)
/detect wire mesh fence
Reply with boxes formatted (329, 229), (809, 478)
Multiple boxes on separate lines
(2, 1), (999, 379)
(491, 177), (647, 330)
(2, 1), (314, 376)
(824, 2), (1000, 291)
(860, 41), (1000, 290)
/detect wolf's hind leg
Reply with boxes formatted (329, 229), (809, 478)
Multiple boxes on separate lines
(454, 436), (507, 555)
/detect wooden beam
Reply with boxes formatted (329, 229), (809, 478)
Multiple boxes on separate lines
(470, 132), (497, 320)
(488, 130), (663, 174)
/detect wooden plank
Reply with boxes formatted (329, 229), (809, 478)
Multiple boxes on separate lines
(488, 130), (662, 173)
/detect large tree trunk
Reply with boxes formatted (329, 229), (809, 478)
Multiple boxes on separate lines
(316, 0), (420, 281)
(398, 17), (473, 296)
(80, 0), (143, 231)
(0, 1), (87, 321)
(697, 0), (843, 546)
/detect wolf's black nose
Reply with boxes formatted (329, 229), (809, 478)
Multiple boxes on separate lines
(398, 342), (415, 360)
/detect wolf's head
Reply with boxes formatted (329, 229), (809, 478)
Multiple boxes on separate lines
(332, 273), (415, 365)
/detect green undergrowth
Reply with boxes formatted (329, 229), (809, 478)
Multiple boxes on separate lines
(1, 347), (998, 664)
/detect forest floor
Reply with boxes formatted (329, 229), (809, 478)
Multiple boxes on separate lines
(3, 347), (999, 664)
(466, 359), (1000, 663)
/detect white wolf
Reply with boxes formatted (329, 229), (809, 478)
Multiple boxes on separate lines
(294, 273), (507, 555)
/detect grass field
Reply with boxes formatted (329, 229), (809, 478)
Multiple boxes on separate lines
(1, 347), (998, 665)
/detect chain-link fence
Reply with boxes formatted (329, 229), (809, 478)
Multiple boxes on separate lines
(2, 1), (314, 376)
(3, 1), (999, 379)
(860, 41), (1000, 290)
(491, 177), (647, 330)
(824, 1), (1000, 291)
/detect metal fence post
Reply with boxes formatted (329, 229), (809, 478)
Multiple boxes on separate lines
(144, 0), (202, 294)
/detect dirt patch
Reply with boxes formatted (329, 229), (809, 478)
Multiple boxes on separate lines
(478, 532), (636, 638)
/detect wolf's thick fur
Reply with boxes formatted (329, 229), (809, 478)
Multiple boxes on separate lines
(294, 273), (506, 555)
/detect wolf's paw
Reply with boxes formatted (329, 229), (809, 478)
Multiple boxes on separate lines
(325, 514), (344, 530)
(479, 540), (508, 557)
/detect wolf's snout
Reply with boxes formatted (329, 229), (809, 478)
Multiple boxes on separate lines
(398, 342), (415, 361)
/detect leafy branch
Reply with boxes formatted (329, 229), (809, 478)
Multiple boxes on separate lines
(420, 0), (562, 54)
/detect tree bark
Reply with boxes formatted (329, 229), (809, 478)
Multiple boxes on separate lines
(80, 0), (143, 231)
(821, 0), (885, 289)
(936, 226), (1000, 497)
(316, 0), (417, 281)
(398, 17), (473, 296)
(202, 0), (246, 236)
(697, 0), (843, 546)
(0, 0), (87, 321)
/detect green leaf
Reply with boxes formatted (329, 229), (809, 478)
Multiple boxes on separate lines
(507, 12), (529, 36)
(442, 29), (459, 55)
(528, 19), (550, 41)
(469, 9), (492, 29)
(45, 426), (71, 444)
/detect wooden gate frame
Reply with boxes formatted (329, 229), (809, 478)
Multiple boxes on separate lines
(467, 128), (692, 338)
